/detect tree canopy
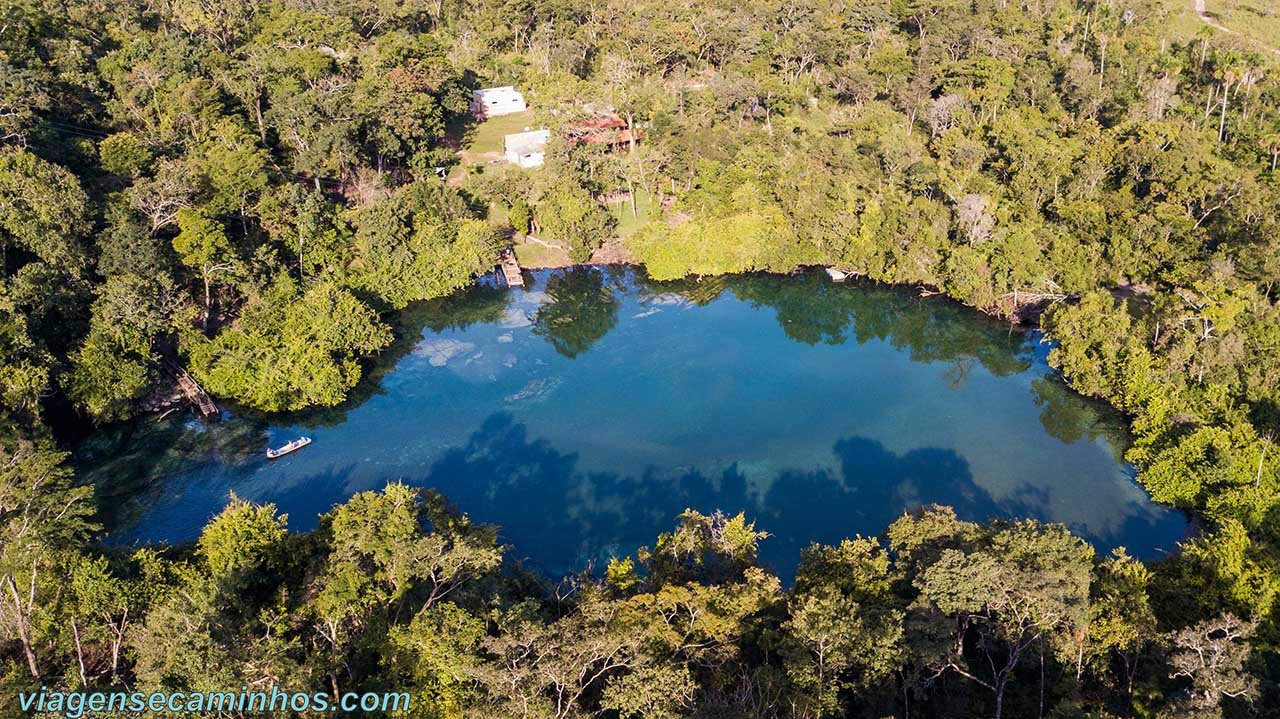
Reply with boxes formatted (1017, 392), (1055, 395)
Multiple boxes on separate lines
(2, 0), (1280, 715)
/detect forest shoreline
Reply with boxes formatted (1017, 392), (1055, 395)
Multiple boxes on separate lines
(512, 247), (1057, 327)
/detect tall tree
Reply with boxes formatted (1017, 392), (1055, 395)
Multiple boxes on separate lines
(171, 208), (234, 330)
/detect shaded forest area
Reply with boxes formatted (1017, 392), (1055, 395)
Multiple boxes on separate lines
(2, 0), (1280, 717)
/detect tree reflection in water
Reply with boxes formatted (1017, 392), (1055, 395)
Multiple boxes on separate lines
(532, 267), (620, 358)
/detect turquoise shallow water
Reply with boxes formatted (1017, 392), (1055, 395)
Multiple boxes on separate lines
(77, 268), (1186, 578)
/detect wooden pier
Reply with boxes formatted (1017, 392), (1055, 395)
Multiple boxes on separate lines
(498, 248), (524, 287)
(169, 363), (219, 419)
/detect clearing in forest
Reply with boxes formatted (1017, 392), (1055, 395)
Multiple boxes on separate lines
(456, 110), (537, 165)
(1196, 0), (1280, 54)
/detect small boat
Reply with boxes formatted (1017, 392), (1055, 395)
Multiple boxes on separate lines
(825, 267), (849, 282)
(266, 436), (311, 459)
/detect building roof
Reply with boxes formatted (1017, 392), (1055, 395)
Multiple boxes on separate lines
(570, 116), (627, 131)
(474, 86), (521, 99)
(504, 129), (550, 155)
(564, 115), (637, 146)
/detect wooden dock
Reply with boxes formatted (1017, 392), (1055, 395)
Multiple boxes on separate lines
(498, 249), (524, 287)
(169, 363), (219, 419)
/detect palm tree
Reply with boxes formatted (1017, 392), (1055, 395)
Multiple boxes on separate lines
(1150, 52), (1183, 119)
(1239, 60), (1266, 121)
(1196, 25), (1215, 69)
(1260, 132), (1280, 172)
(1213, 52), (1245, 143)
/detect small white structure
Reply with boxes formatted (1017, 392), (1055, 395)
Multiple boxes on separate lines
(504, 129), (550, 168)
(472, 86), (527, 118)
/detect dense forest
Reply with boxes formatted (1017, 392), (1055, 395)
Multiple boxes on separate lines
(2, 0), (1280, 716)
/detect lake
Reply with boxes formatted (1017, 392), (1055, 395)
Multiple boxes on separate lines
(76, 268), (1186, 578)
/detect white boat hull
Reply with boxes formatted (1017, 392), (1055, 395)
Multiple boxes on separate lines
(267, 437), (312, 459)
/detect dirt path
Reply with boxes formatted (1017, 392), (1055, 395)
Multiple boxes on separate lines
(1194, 0), (1280, 55)
(1195, 0), (1233, 34)
(523, 235), (565, 252)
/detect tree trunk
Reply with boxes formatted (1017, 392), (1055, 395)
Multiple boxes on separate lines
(71, 619), (88, 686)
(1098, 40), (1107, 89)
(110, 613), (125, 679)
(202, 274), (212, 330)
(254, 88), (266, 142)
(1039, 644), (1046, 719)
(902, 673), (910, 719)
(1257, 437), (1269, 488)
(5, 574), (39, 678)
(1219, 85), (1230, 143)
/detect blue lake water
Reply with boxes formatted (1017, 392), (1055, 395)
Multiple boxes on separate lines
(77, 268), (1186, 577)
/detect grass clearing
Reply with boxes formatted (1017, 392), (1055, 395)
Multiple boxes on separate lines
(488, 202), (510, 226)
(461, 111), (537, 157)
(605, 189), (658, 238)
(1158, 0), (1207, 40)
(1204, 0), (1280, 50)
(513, 239), (570, 267)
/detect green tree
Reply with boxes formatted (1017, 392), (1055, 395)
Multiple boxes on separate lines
(195, 118), (270, 218)
(95, 199), (176, 279)
(65, 274), (190, 421)
(1086, 550), (1158, 701)
(389, 601), (487, 717)
(188, 278), (391, 411)
(0, 148), (89, 271)
(780, 538), (905, 718)
(896, 513), (1094, 719)
(637, 509), (769, 587)
(172, 208), (235, 329)
(98, 132), (153, 177)
(312, 484), (500, 696)
(347, 182), (501, 308)
(510, 197), (533, 235)
(197, 496), (289, 591)
(0, 289), (53, 429)
(257, 185), (349, 279)
(0, 441), (96, 678)
(537, 181), (613, 263)
(65, 555), (145, 685)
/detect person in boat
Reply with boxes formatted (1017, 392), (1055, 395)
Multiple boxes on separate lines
(267, 436), (312, 458)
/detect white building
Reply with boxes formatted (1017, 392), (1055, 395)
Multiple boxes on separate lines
(471, 86), (527, 118)
(504, 129), (550, 168)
